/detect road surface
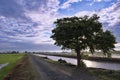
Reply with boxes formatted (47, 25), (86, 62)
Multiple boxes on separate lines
(29, 54), (97, 80)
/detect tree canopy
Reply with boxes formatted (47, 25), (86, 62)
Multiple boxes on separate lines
(51, 14), (116, 67)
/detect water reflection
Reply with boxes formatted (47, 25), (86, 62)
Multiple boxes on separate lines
(0, 63), (9, 70)
(112, 54), (120, 58)
(83, 60), (120, 70)
(35, 54), (120, 70)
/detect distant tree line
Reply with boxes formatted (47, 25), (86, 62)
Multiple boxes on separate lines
(0, 51), (19, 54)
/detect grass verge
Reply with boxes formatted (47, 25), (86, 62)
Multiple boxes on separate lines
(0, 54), (25, 80)
(89, 68), (120, 80)
(4, 54), (38, 80)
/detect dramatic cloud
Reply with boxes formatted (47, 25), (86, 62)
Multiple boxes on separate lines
(0, 0), (120, 51)
(98, 2), (120, 27)
(0, 0), (60, 45)
(76, 1), (120, 27)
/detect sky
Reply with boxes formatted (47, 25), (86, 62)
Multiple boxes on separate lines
(0, 0), (120, 52)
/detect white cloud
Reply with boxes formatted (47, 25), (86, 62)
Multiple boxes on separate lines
(75, 11), (94, 17)
(115, 43), (120, 47)
(94, 0), (102, 2)
(114, 43), (120, 51)
(89, 0), (112, 6)
(60, 0), (82, 9)
(22, 0), (60, 44)
(0, 0), (60, 45)
(97, 2), (120, 26)
(104, 0), (112, 2)
(75, 1), (120, 27)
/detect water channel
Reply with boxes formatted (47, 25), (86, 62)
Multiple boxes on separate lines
(35, 54), (120, 70)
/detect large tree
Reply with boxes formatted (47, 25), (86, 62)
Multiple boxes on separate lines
(51, 14), (116, 67)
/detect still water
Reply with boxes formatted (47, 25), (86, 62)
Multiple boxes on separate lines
(35, 54), (120, 70)
(0, 63), (9, 70)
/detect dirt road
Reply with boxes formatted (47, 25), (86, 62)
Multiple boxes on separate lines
(29, 54), (97, 80)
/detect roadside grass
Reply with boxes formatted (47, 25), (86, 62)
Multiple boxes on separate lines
(6, 54), (38, 80)
(36, 56), (59, 64)
(45, 58), (58, 64)
(0, 54), (25, 80)
(89, 68), (120, 80)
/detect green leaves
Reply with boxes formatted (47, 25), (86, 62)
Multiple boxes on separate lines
(95, 30), (116, 57)
(51, 14), (116, 56)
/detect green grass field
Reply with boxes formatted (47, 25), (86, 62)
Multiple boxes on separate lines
(0, 54), (25, 80)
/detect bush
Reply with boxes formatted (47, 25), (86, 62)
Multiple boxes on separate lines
(58, 59), (67, 63)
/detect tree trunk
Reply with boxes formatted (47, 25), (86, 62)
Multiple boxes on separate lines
(76, 50), (81, 68)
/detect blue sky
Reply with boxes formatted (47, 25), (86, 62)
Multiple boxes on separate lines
(0, 0), (120, 52)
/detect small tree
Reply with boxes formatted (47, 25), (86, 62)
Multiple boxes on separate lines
(51, 14), (116, 67)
